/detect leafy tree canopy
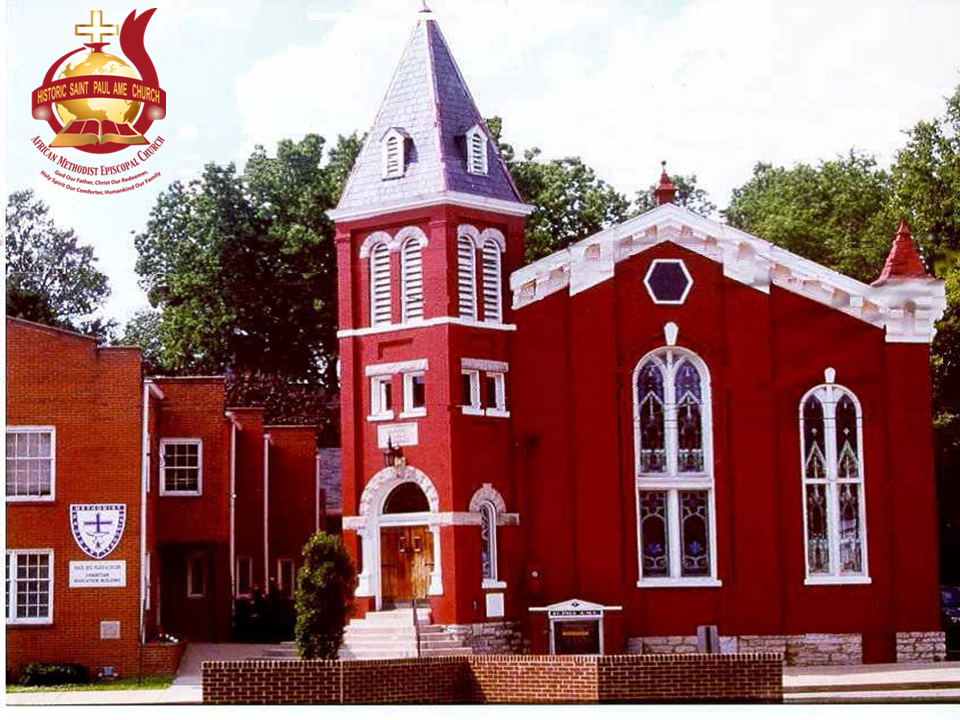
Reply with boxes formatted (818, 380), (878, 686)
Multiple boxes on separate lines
(5, 189), (112, 340)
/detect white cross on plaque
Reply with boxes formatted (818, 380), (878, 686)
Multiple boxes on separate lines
(75, 10), (118, 45)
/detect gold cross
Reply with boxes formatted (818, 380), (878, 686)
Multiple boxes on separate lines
(75, 10), (118, 45)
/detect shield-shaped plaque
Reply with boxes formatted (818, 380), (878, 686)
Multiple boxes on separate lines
(70, 504), (126, 559)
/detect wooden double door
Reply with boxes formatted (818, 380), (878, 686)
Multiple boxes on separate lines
(380, 526), (433, 604)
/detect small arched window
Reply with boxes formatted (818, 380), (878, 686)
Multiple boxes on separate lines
(481, 239), (502, 323)
(800, 384), (868, 582)
(457, 234), (477, 320)
(369, 242), (392, 326)
(634, 348), (716, 585)
(479, 501), (498, 582)
(400, 236), (424, 322)
(465, 125), (488, 176)
(381, 127), (407, 179)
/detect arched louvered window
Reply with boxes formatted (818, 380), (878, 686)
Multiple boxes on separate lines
(481, 239), (502, 323)
(466, 125), (488, 176)
(369, 242), (392, 326)
(634, 347), (716, 585)
(800, 384), (868, 582)
(381, 129), (406, 179)
(400, 237), (424, 322)
(457, 234), (477, 320)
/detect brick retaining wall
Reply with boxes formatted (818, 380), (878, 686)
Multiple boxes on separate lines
(202, 653), (782, 704)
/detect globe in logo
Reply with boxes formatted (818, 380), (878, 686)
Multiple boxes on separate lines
(56, 50), (141, 126)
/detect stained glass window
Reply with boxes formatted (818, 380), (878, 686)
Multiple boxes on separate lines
(800, 384), (867, 581)
(635, 348), (715, 584)
(480, 503), (496, 581)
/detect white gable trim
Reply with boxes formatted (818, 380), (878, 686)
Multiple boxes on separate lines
(509, 204), (946, 344)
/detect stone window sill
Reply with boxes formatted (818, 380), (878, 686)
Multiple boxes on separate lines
(636, 578), (722, 588)
(804, 575), (872, 586)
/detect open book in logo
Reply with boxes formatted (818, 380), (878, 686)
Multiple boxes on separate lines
(31, 10), (166, 154)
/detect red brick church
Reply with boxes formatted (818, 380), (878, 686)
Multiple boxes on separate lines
(331, 14), (948, 664)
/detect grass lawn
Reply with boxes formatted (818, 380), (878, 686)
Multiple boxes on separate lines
(7, 675), (173, 693)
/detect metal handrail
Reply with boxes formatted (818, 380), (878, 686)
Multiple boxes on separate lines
(412, 595), (422, 658)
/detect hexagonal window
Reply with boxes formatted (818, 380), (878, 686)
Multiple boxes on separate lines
(644, 259), (693, 305)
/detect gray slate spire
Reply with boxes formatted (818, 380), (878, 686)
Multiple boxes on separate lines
(334, 18), (523, 215)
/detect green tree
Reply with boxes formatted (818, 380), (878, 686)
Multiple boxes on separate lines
(294, 531), (356, 660)
(133, 134), (361, 384)
(120, 309), (167, 375)
(487, 117), (632, 262)
(634, 173), (717, 217)
(5, 189), (111, 338)
(724, 151), (896, 282)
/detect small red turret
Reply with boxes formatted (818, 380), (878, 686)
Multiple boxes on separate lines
(654, 161), (677, 206)
(871, 220), (934, 286)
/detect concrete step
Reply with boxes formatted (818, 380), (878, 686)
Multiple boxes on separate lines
(339, 649), (419, 660)
(787, 679), (960, 694)
(420, 648), (474, 657)
(419, 637), (468, 650)
(345, 625), (418, 636)
(784, 688), (960, 703)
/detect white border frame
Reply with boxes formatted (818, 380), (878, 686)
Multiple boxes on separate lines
(401, 370), (427, 418)
(5, 425), (56, 502)
(235, 556), (254, 599)
(159, 438), (203, 497)
(368, 375), (395, 422)
(798, 383), (871, 585)
(6, 549), (55, 625)
(633, 347), (720, 588)
(643, 258), (694, 305)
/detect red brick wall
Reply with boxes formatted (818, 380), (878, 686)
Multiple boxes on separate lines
(140, 641), (186, 676)
(267, 427), (319, 589)
(202, 653), (782, 704)
(6, 319), (145, 679)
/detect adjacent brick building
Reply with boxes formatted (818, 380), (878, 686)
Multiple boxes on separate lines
(6, 318), (323, 678)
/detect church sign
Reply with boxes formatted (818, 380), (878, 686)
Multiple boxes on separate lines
(529, 598), (622, 655)
(69, 561), (126, 588)
(70, 504), (126, 559)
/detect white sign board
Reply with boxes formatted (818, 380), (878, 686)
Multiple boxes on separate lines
(377, 422), (418, 449)
(69, 560), (126, 587)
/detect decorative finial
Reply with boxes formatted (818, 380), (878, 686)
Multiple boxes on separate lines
(420, 1), (432, 13)
(871, 219), (934, 286)
(654, 160), (677, 206)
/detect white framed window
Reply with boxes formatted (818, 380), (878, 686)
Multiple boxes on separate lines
(381, 128), (407, 179)
(160, 439), (202, 496)
(236, 556), (253, 598)
(461, 369), (482, 415)
(6, 550), (54, 624)
(800, 384), (870, 584)
(484, 372), (508, 417)
(634, 348), (719, 587)
(145, 551), (152, 611)
(465, 124), (489, 176)
(481, 239), (503, 323)
(369, 376), (394, 421)
(186, 552), (206, 598)
(479, 501), (498, 584)
(401, 371), (427, 418)
(278, 558), (295, 598)
(400, 236), (424, 322)
(370, 241), (392, 326)
(6, 426), (55, 501)
(457, 234), (477, 320)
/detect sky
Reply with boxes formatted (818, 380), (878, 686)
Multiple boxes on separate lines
(4, 0), (960, 326)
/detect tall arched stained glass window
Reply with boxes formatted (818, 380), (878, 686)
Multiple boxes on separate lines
(800, 384), (869, 582)
(634, 348), (716, 585)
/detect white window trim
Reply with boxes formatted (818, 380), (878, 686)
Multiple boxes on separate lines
(799, 383), (871, 585)
(457, 230), (478, 320)
(400, 235), (425, 323)
(5, 426), (56, 502)
(369, 375), (394, 422)
(6, 549), (54, 625)
(484, 371), (509, 417)
(481, 236), (504, 323)
(643, 258), (694, 305)
(460, 369), (482, 415)
(369, 241), (392, 327)
(479, 501), (499, 586)
(186, 551), (206, 599)
(465, 124), (489, 176)
(365, 358), (428, 377)
(633, 347), (720, 588)
(277, 558), (296, 597)
(159, 438), (203, 496)
(400, 370), (427, 419)
(462, 358), (509, 373)
(381, 127), (407, 180)
(235, 556), (253, 599)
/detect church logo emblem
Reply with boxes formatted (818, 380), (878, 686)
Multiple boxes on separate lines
(31, 9), (166, 154)
(70, 504), (127, 559)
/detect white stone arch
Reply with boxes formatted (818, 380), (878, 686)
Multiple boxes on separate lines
(395, 225), (429, 249)
(359, 230), (394, 259)
(479, 227), (506, 252)
(457, 224), (481, 249)
(469, 483), (507, 513)
(358, 465), (440, 517)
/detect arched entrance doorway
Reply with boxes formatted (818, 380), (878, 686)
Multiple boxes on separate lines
(379, 482), (434, 606)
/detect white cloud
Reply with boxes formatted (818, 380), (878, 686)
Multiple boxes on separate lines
(236, 0), (960, 207)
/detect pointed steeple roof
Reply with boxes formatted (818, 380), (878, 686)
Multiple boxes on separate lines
(872, 220), (934, 286)
(333, 17), (526, 219)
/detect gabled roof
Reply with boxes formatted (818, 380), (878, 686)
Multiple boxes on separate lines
(332, 17), (526, 221)
(510, 204), (946, 344)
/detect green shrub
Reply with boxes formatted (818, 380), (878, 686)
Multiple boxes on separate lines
(18, 662), (89, 686)
(294, 530), (357, 660)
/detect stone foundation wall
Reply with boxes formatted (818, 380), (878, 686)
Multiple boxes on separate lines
(443, 621), (526, 654)
(628, 633), (862, 666)
(896, 632), (947, 663)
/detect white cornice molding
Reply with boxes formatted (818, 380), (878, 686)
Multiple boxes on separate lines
(509, 204), (946, 344)
(338, 316), (517, 338)
(329, 190), (535, 222)
(365, 358), (428, 377)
